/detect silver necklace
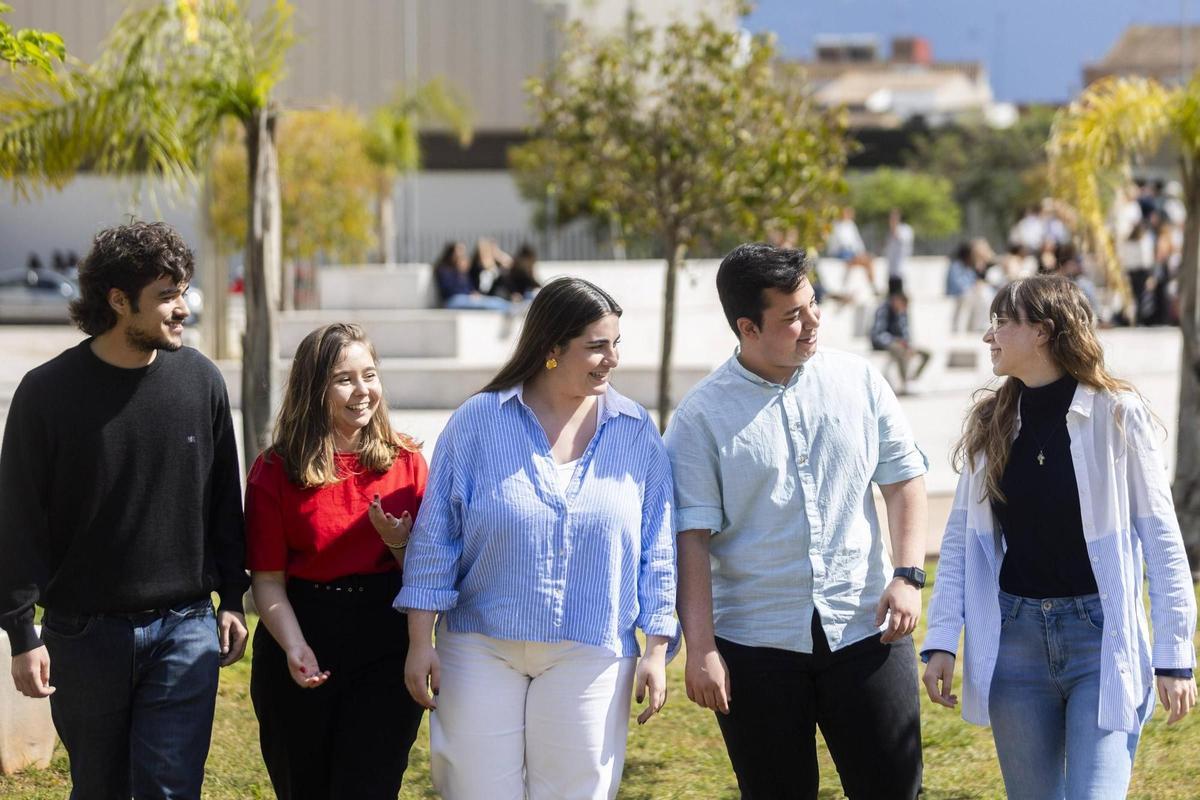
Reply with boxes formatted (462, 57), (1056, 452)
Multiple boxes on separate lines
(1025, 419), (1065, 466)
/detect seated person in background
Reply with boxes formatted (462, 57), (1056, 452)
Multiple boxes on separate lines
(507, 243), (542, 300)
(433, 241), (511, 311)
(870, 290), (930, 396)
(470, 238), (514, 298)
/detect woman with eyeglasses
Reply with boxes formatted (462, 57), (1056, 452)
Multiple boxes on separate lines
(921, 275), (1195, 799)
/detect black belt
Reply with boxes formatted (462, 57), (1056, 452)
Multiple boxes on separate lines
(287, 572), (400, 595)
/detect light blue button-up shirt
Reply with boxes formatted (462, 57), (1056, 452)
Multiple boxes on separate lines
(664, 348), (927, 653)
(395, 384), (678, 658)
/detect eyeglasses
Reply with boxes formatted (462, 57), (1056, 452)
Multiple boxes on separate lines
(989, 313), (1012, 331)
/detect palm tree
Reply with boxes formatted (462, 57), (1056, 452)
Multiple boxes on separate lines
(0, 0), (294, 471)
(362, 78), (473, 264)
(1047, 74), (1200, 577)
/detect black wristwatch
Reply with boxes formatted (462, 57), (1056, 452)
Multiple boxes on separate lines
(893, 566), (926, 589)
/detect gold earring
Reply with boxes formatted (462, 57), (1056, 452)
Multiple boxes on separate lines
(545, 358), (558, 370)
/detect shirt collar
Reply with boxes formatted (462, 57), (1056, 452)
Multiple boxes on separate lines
(1068, 382), (1096, 419)
(726, 346), (806, 389)
(497, 383), (640, 422)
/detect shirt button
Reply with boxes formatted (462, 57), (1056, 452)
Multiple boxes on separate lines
(554, 620), (562, 627)
(798, 454), (808, 465)
(1100, 593), (1108, 600)
(1091, 556), (1099, 564)
(1110, 631), (1118, 637)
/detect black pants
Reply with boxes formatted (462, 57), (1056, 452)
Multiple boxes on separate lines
(250, 572), (425, 800)
(714, 613), (923, 800)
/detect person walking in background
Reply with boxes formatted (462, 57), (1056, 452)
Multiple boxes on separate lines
(432, 241), (510, 311)
(246, 323), (426, 799)
(870, 289), (931, 396)
(884, 208), (914, 294)
(922, 276), (1196, 800)
(397, 278), (678, 800)
(668, 243), (928, 800)
(0, 221), (248, 798)
(945, 241), (977, 333)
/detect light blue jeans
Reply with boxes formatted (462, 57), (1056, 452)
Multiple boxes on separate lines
(988, 590), (1151, 800)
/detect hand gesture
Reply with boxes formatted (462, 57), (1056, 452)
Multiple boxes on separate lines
(286, 641), (330, 689)
(405, 641), (440, 710)
(218, 610), (249, 667)
(875, 577), (921, 643)
(369, 493), (412, 549)
(922, 651), (958, 709)
(684, 645), (731, 714)
(11, 646), (54, 698)
(1157, 675), (1197, 725)
(634, 651), (668, 725)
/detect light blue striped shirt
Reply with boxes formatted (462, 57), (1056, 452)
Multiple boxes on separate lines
(664, 348), (928, 653)
(394, 384), (678, 658)
(923, 386), (1197, 733)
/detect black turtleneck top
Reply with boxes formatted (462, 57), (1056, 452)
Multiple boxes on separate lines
(993, 374), (1099, 598)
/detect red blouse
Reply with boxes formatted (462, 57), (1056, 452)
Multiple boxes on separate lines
(245, 449), (428, 582)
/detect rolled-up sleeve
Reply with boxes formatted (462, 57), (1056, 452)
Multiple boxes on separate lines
(663, 405), (724, 534)
(869, 365), (928, 485)
(395, 420), (465, 613)
(636, 434), (679, 640)
(1123, 399), (1197, 670)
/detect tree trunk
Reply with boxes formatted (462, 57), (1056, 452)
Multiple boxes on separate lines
(241, 107), (281, 471)
(656, 236), (683, 433)
(379, 183), (397, 264)
(1174, 163), (1200, 579)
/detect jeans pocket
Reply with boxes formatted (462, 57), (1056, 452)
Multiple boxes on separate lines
(167, 598), (215, 621)
(997, 594), (1021, 629)
(1082, 600), (1105, 632)
(42, 612), (96, 640)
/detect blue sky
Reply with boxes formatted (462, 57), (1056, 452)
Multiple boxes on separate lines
(744, 0), (1200, 103)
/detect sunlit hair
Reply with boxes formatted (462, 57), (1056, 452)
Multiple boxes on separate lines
(479, 277), (622, 394)
(269, 323), (419, 488)
(953, 275), (1148, 504)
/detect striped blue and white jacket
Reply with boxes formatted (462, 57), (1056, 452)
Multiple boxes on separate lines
(395, 384), (678, 658)
(923, 384), (1196, 733)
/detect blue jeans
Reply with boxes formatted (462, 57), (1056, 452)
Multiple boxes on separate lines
(41, 598), (220, 800)
(444, 293), (511, 312)
(988, 591), (1149, 800)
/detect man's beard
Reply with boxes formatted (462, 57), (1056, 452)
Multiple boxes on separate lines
(125, 320), (183, 353)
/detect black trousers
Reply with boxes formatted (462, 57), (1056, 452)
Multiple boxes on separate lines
(714, 613), (923, 800)
(250, 572), (425, 800)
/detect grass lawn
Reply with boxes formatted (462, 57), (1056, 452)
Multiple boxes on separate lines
(3, 562), (1197, 799)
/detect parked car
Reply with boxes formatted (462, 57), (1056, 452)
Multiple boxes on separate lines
(0, 268), (78, 324)
(0, 268), (203, 325)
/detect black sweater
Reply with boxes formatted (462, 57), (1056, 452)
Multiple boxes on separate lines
(0, 340), (248, 655)
(993, 374), (1099, 598)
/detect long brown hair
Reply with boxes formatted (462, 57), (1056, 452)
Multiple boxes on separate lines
(479, 277), (622, 394)
(953, 275), (1140, 504)
(269, 323), (419, 487)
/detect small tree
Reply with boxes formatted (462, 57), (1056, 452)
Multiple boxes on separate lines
(848, 168), (961, 242)
(908, 107), (1056, 236)
(363, 79), (473, 263)
(0, 0), (294, 471)
(1047, 74), (1200, 576)
(210, 108), (377, 296)
(0, 2), (64, 72)
(511, 13), (849, 429)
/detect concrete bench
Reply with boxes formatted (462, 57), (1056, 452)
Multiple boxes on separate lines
(0, 629), (57, 775)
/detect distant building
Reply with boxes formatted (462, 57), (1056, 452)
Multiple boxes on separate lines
(789, 35), (999, 129)
(1, 0), (736, 264)
(1083, 24), (1200, 88)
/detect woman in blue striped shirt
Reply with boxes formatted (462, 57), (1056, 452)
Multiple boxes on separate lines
(922, 275), (1196, 799)
(395, 277), (678, 800)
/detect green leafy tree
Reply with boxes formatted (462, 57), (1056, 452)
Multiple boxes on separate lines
(1048, 75), (1200, 576)
(209, 108), (376, 284)
(363, 78), (473, 263)
(848, 167), (961, 241)
(0, 0), (294, 470)
(907, 107), (1056, 236)
(511, 13), (849, 428)
(0, 2), (65, 73)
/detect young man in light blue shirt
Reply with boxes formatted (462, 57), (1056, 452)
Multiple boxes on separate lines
(665, 243), (928, 799)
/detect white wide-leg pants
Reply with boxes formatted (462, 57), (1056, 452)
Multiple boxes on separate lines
(430, 631), (637, 800)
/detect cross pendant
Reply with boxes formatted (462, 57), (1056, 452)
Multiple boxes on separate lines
(1037, 451), (1045, 466)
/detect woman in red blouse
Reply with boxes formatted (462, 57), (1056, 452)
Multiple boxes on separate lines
(246, 323), (427, 799)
